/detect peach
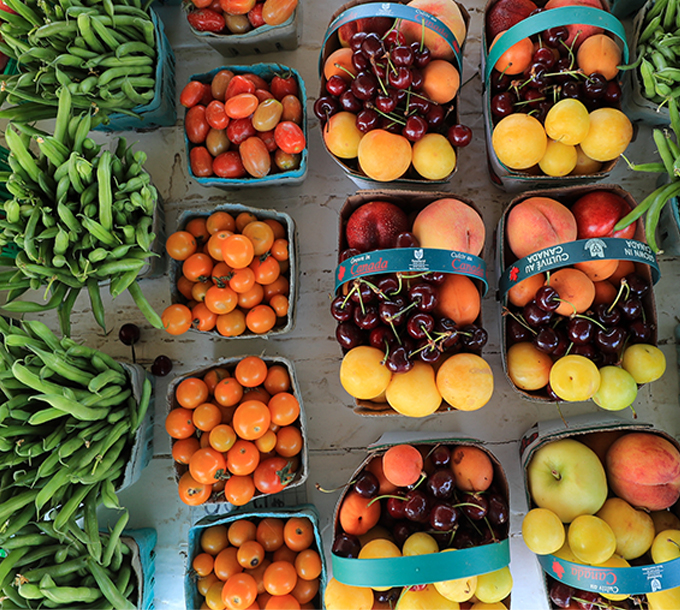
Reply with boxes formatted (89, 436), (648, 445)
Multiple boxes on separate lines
(577, 34), (622, 80)
(398, 0), (467, 61)
(506, 196), (577, 259)
(606, 433), (680, 511)
(544, 0), (604, 49)
(508, 273), (546, 307)
(413, 198), (485, 255)
(580, 429), (626, 465)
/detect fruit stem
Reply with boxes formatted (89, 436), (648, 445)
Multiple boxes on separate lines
(608, 278), (629, 314)
(372, 106), (407, 126)
(315, 480), (352, 494)
(502, 306), (537, 336)
(572, 313), (607, 331)
(335, 64), (356, 80)
(551, 469), (561, 481)
(367, 493), (405, 508)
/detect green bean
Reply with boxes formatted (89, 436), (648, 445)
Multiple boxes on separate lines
(58, 285), (82, 337)
(21, 555), (89, 583)
(0, 487), (39, 524)
(2, 282), (67, 312)
(79, 215), (121, 247)
(0, 547), (29, 590)
(647, 181), (680, 252)
(5, 127), (41, 184)
(87, 558), (135, 610)
(131, 376), (152, 432)
(101, 479), (120, 510)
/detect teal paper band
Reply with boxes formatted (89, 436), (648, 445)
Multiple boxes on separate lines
(335, 247), (489, 296)
(498, 237), (660, 299)
(332, 538), (510, 588)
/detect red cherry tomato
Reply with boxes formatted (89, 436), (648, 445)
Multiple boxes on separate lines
(248, 3), (265, 27)
(190, 146), (214, 177)
(185, 105), (210, 144)
(243, 73), (269, 91)
(274, 121), (305, 154)
(205, 100), (229, 130)
(257, 130), (278, 153)
(240, 137), (271, 178)
(253, 456), (296, 495)
(213, 151), (247, 179)
(181, 81), (210, 108)
(224, 93), (259, 120)
(187, 8), (226, 32)
(225, 75), (256, 100)
(192, 0), (213, 7)
(270, 74), (298, 101)
(227, 117), (257, 145)
(255, 88), (275, 102)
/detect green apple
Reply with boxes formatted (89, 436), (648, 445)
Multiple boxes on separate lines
(527, 438), (608, 523)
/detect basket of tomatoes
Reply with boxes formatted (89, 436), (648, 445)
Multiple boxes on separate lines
(183, 0), (301, 57)
(162, 204), (297, 338)
(185, 505), (326, 610)
(182, 63), (307, 187)
(165, 355), (308, 508)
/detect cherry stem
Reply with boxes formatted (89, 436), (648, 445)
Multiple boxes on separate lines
(335, 64), (356, 79)
(315, 480), (352, 494)
(372, 105), (406, 126)
(572, 313), (607, 331)
(608, 278), (629, 313)
(502, 306), (537, 336)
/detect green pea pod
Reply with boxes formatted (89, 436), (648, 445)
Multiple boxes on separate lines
(22, 206), (40, 263)
(96, 257), (144, 279)
(109, 268), (140, 299)
(88, 369), (126, 394)
(2, 282), (68, 313)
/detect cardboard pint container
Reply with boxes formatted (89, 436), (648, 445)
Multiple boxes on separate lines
(185, 505), (326, 610)
(169, 203), (298, 339)
(481, 3), (629, 193)
(331, 432), (511, 598)
(496, 184), (661, 402)
(318, 0), (469, 189)
(166, 356), (308, 507)
(335, 190), (490, 416)
(122, 528), (158, 610)
(521, 413), (680, 605)
(185, 3), (301, 57)
(184, 64), (308, 188)
(621, 0), (672, 126)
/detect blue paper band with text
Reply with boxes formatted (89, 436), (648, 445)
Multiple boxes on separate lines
(538, 552), (680, 596)
(335, 247), (489, 296)
(499, 237), (660, 299)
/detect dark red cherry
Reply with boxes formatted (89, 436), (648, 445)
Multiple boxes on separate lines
(407, 312), (435, 340)
(151, 355), (173, 376)
(447, 124), (472, 147)
(534, 285), (560, 312)
(326, 74), (348, 96)
(330, 295), (353, 322)
(336, 322), (366, 350)
(353, 471), (379, 498)
(332, 532), (361, 558)
(403, 115), (428, 141)
(429, 501), (459, 531)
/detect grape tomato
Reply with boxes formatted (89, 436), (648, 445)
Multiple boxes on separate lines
(248, 2), (266, 26)
(185, 105), (210, 144)
(213, 151), (247, 179)
(181, 80), (209, 108)
(187, 8), (226, 32)
(243, 73), (269, 91)
(227, 117), (257, 145)
(274, 149), (300, 171)
(205, 100), (229, 130)
(252, 99), (283, 132)
(190, 146), (214, 177)
(270, 73), (299, 101)
(225, 13), (252, 34)
(280, 94), (302, 124)
(257, 130), (278, 153)
(262, 0), (298, 26)
(255, 88), (276, 102)
(274, 121), (305, 154)
(211, 69), (234, 101)
(240, 136), (272, 178)
(225, 75), (256, 99)
(224, 92), (259, 119)
(206, 128), (231, 157)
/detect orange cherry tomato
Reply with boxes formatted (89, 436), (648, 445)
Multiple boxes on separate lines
(242, 221), (274, 256)
(245, 304), (277, 334)
(216, 309), (247, 337)
(201, 525), (229, 555)
(177, 275), (197, 301)
(192, 552), (215, 578)
(227, 439), (260, 476)
(272, 545), (297, 565)
(235, 212), (258, 232)
(185, 217), (210, 245)
(263, 561), (298, 596)
(229, 267), (256, 293)
(235, 356), (268, 387)
(212, 261), (234, 288)
(224, 474), (256, 506)
(255, 429), (277, 453)
(238, 283), (264, 309)
(268, 392), (300, 426)
(162, 304), (192, 335)
(262, 275), (289, 301)
(256, 518), (284, 552)
(183, 252), (214, 282)
(203, 367), (230, 393)
(291, 577), (318, 605)
(191, 302), (218, 331)
(223, 234), (255, 269)
(214, 377), (244, 407)
(192, 402), (223, 432)
(233, 400), (271, 440)
(265, 594), (301, 609)
(197, 572), (219, 597)
(207, 211), (236, 234)
(263, 219), (286, 239)
(237, 540), (265, 570)
(269, 294), (289, 318)
(189, 447), (227, 484)
(178, 471), (212, 506)
(294, 549), (321, 581)
(264, 365), (290, 394)
(191, 280), (212, 304)
(176, 377), (210, 409)
(166, 407), (197, 439)
(221, 571), (258, 610)
(284, 518), (314, 552)
(207, 230), (234, 261)
(166, 231), (197, 261)
(214, 546), (241, 580)
(209, 424), (237, 452)
(172, 436), (200, 465)
(270, 238), (288, 261)
(228, 519), (257, 547)
(204, 285), (239, 315)
(275, 425), (302, 457)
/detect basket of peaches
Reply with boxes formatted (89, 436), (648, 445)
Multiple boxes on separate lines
(323, 436), (512, 609)
(161, 205), (296, 338)
(497, 185), (665, 409)
(332, 191), (494, 417)
(164, 355), (308, 508)
(316, 0), (473, 185)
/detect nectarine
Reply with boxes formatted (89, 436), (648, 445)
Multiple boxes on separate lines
(413, 198), (485, 255)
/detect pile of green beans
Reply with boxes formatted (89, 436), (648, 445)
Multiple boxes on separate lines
(0, 86), (163, 334)
(618, 97), (680, 252)
(0, 514), (138, 609)
(0, 0), (159, 120)
(634, 0), (680, 103)
(0, 316), (152, 547)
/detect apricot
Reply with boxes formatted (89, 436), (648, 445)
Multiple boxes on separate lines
(421, 59), (460, 104)
(579, 108), (633, 162)
(609, 259), (635, 285)
(546, 267), (595, 316)
(412, 133), (456, 180)
(383, 444), (423, 487)
(577, 34), (621, 81)
(506, 341), (552, 391)
(338, 490), (381, 536)
(323, 111), (363, 159)
(434, 273), (480, 326)
(593, 280), (617, 305)
(490, 32), (533, 75)
(507, 273), (546, 307)
(451, 445), (494, 492)
(506, 196), (577, 260)
(492, 113), (547, 170)
(571, 145), (603, 175)
(435, 353), (494, 411)
(573, 258), (618, 282)
(358, 129), (412, 181)
(324, 578), (373, 610)
(323, 48), (357, 82)
(366, 455), (398, 495)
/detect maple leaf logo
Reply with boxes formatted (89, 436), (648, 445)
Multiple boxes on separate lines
(552, 559), (565, 580)
(338, 266), (346, 282)
(509, 266), (519, 282)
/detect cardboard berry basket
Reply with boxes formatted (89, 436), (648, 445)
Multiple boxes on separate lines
(318, 0), (469, 189)
(185, 504), (326, 610)
(166, 356), (308, 507)
(95, 10), (177, 132)
(184, 63), (308, 188)
(658, 195), (680, 255)
(621, 0), (672, 126)
(496, 184), (661, 402)
(331, 432), (511, 602)
(336, 190), (490, 417)
(169, 203), (298, 339)
(184, 2), (302, 57)
(521, 412), (680, 608)
(122, 527), (158, 610)
(482, 3), (629, 193)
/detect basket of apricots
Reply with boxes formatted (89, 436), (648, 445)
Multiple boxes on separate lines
(324, 436), (512, 609)
(315, 0), (473, 186)
(497, 184), (664, 408)
(483, 0), (633, 191)
(165, 355), (308, 508)
(186, 506), (326, 610)
(162, 204), (296, 338)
